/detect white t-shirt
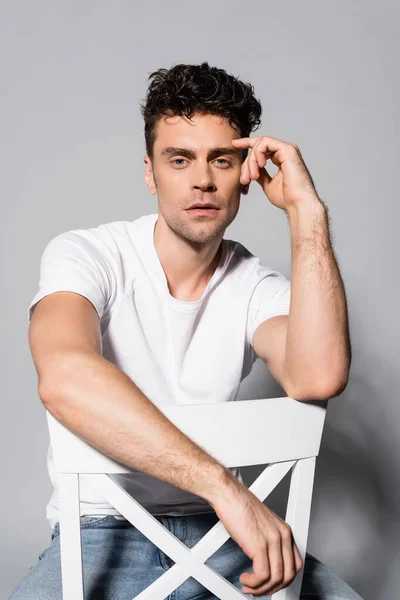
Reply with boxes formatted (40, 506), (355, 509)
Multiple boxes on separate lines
(28, 212), (291, 528)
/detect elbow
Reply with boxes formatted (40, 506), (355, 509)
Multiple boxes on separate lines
(38, 377), (72, 423)
(325, 376), (350, 399)
(37, 362), (75, 408)
(38, 380), (56, 407)
(287, 375), (350, 402)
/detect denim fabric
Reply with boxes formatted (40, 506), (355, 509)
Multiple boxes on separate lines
(9, 513), (364, 599)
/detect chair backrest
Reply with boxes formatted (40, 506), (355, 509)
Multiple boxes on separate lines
(46, 396), (328, 600)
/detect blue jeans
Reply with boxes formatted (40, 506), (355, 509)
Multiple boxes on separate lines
(9, 513), (364, 599)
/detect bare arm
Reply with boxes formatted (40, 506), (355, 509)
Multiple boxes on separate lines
(284, 199), (351, 397)
(29, 291), (236, 508)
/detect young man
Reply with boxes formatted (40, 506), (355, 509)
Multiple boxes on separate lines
(10, 63), (362, 599)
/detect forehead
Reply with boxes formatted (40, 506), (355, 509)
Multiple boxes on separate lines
(153, 112), (239, 151)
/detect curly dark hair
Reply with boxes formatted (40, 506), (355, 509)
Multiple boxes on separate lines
(139, 62), (262, 163)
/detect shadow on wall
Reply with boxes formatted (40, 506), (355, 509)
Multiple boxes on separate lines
(310, 358), (400, 600)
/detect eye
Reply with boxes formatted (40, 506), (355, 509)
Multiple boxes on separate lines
(170, 157), (231, 167)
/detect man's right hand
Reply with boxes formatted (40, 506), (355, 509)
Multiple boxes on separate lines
(212, 478), (304, 597)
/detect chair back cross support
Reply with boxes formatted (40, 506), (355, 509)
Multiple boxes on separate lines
(47, 396), (327, 600)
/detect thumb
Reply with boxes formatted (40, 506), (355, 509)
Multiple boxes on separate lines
(240, 550), (270, 589)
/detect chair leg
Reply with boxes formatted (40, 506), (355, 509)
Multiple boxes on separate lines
(272, 457), (316, 600)
(58, 473), (85, 600)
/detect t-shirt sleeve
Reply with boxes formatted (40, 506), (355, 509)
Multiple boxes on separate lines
(246, 272), (291, 349)
(28, 230), (114, 322)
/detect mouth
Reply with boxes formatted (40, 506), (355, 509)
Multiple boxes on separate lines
(186, 203), (220, 215)
(187, 207), (220, 215)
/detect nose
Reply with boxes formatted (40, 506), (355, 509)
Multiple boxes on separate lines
(194, 183), (216, 192)
(193, 162), (216, 192)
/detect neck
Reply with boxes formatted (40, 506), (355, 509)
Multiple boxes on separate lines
(153, 216), (223, 300)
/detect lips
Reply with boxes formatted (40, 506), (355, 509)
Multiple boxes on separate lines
(188, 204), (219, 210)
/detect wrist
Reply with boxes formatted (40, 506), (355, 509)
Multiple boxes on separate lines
(287, 194), (324, 214)
(286, 195), (326, 221)
(203, 464), (243, 509)
(287, 197), (328, 241)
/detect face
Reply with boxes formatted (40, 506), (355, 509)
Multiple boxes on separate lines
(143, 111), (248, 245)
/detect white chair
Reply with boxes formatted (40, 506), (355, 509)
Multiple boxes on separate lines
(46, 396), (328, 600)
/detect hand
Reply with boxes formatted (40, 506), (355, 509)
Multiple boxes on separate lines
(232, 135), (320, 212)
(213, 482), (304, 597)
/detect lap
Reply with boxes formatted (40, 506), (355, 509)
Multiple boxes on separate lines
(8, 514), (364, 600)
(8, 515), (165, 600)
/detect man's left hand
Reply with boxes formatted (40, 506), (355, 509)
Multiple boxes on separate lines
(231, 135), (320, 212)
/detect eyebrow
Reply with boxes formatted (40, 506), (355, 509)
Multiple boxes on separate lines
(160, 146), (242, 161)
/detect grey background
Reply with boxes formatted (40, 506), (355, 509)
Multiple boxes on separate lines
(1, 2), (398, 599)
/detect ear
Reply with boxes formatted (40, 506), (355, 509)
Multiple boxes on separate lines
(144, 156), (157, 195)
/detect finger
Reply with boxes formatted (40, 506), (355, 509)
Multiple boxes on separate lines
(234, 136), (291, 170)
(244, 157), (272, 186)
(279, 530), (297, 590)
(248, 138), (269, 180)
(293, 542), (304, 573)
(248, 140), (275, 182)
(264, 538), (285, 595)
(242, 538), (283, 597)
(256, 166), (272, 190)
(251, 532), (296, 597)
(240, 138), (274, 184)
(267, 540), (286, 595)
(240, 156), (251, 184)
(232, 136), (260, 149)
(238, 135), (273, 160)
(247, 139), (261, 179)
(232, 135), (282, 155)
(240, 548), (270, 590)
(252, 140), (269, 169)
(257, 540), (303, 598)
(249, 148), (259, 180)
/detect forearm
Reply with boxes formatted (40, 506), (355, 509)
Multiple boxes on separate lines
(40, 352), (237, 508)
(284, 198), (351, 398)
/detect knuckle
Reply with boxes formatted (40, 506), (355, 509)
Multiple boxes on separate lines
(282, 526), (293, 540)
(269, 581), (281, 593)
(268, 531), (282, 551)
(274, 572), (285, 585)
(266, 583), (284, 596)
(283, 577), (295, 591)
(271, 564), (284, 578)
(269, 532), (281, 545)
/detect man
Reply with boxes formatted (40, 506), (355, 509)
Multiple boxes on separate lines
(10, 62), (363, 599)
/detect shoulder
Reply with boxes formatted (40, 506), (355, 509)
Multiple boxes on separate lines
(42, 214), (152, 264)
(225, 238), (286, 285)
